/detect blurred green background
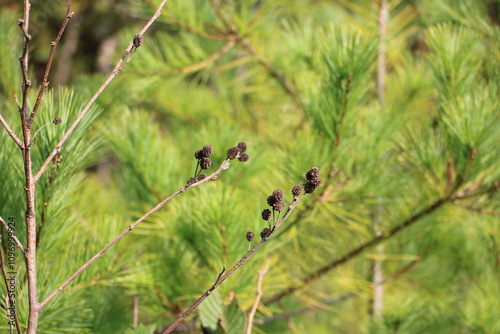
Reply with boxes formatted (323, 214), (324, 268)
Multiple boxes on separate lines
(0, 0), (499, 333)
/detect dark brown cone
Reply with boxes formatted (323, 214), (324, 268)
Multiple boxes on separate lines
(272, 201), (285, 212)
(200, 158), (212, 169)
(306, 167), (320, 180)
(197, 174), (207, 181)
(133, 34), (143, 47)
(227, 147), (240, 159)
(267, 195), (276, 206)
(291, 185), (303, 197)
(202, 144), (213, 158)
(262, 209), (272, 221)
(238, 153), (249, 162)
(304, 181), (316, 194)
(186, 177), (196, 186)
(246, 231), (255, 242)
(272, 189), (284, 202)
(237, 142), (247, 153)
(260, 227), (272, 240)
(53, 117), (62, 125)
(194, 149), (203, 159)
(310, 177), (322, 187)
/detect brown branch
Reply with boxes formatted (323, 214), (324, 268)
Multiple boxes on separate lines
(33, 0), (170, 183)
(0, 236), (22, 334)
(28, 0), (73, 128)
(0, 113), (24, 148)
(39, 158), (231, 309)
(162, 196), (304, 333)
(262, 197), (448, 306)
(0, 218), (26, 255)
(246, 258), (270, 334)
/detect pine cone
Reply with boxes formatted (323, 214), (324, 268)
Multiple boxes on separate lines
(237, 142), (247, 153)
(260, 227), (272, 240)
(238, 153), (249, 162)
(227, 147), (240, 159)
(202, 144), (213, 158)
(310, 177), (322, 187)
(200, 158), (212, 169)
(267, 195), (276, 206)
(246, 231), (255, 242)
(272, 201), (285, 212)
(194, 149), (203, 160)
(262, 209), (272, 221)
(291, 185), (303, 197)
(304, 181), (316, 194)
(272, 189), (284, 202)
(306, 167), (320, 180)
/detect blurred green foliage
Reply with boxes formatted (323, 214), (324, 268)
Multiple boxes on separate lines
(0, 0), (499, 333)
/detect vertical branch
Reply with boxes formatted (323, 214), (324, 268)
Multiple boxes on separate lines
(28, 0), (74, 128)
(246, 258), (270, 334)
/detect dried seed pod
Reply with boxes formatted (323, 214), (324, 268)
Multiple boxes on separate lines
(200, 158), (212, 169)
(237, 142), (247, 153)
(133, 34), (142, 48)
(227, 147), (240, 159)
(197, 174), (207, 181)
(186, 177), (196, 186)
(194, 149), (203, 160)
(272, 201), (285, 212)
(202, 144), (213, 158)
(238, 153), (249, 162)
(272, 189), (284, 202)
(53, 117), (62, 125)
(310, 177), (322, 187)
(291, 185), (303, 197)
(262, 209), (272, 221)
(260, 227), (272, 240)
(304, 181), (316, 194)
(306, 167), (320, 180)
(267, 195), (276, 206)
(246, 231), (255, 242)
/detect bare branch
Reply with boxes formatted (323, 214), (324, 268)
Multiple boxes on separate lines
(0, 217), (25, 257)
(28, 0), (74, 128)
(39, 158), (230, 309)
(0, 113), (24, 148)
(163, 196), (303, 333)
(33, 0), (170, 183)
(246, 258), (271, 334)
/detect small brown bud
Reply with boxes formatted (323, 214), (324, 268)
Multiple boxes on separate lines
(272, 201), (285, 212)
(194, 149), (203, 159)
(197, 174), (207, 181)
(272, 189), (284, 202)
(227, 147), (240, 159)
(133, 34), (142, 48)
(186, 177), (196, 186)
(246, 231), (254, 242)
(306, 167), (320, 180)
(262, 209), (272, 221)
(53, 117), (62, 125)
(238, 153), (249, 162)
(260, 227), (272, 240)
(200, 158), (212, 169)
(237, 142), (247, 153)
(291, 185), (303, 197)
(202, 144), (213, 158)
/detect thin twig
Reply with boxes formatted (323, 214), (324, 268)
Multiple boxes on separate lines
(246, 258), (271, 334)
(28, 0), (73, 128)
(33, 0), (170, 183)
(162, 196), (303, 333)
(0, 114), (24, 148)
(262, 197), (448, 306)
(39, 158), (230, 309)
(0, 237), (22, 334)
(0, 218), (25, 256)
